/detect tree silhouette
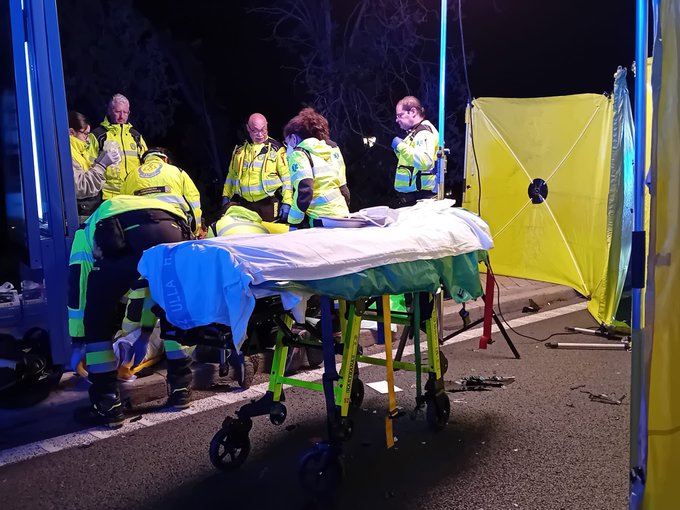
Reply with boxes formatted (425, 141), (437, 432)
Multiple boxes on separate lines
(58, 0), (229, 218)
(250, 0), (469, 207)
(58, 0), (177, 139)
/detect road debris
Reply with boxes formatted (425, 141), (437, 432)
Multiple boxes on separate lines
(581, 390), (627, 405)
(446, 375), (516, 392)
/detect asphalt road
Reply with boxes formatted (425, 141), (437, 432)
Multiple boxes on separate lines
(0, 301), (630, 510)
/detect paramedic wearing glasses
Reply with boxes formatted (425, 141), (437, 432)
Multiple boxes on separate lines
(222, 113), (293, 222)
(392, 95), (439, 208)
(68, 111), (121, 222)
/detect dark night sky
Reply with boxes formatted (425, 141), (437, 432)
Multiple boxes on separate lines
(131, 0), (639, 126)
(461, 0), (638, 99)
(62, 0), (641, 214)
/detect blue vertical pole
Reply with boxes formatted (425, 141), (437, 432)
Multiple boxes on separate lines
(630, 0), (648, 507)
(632, 0), (648, 327)
(436, 0), (447, 200)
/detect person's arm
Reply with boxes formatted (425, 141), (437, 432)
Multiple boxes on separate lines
(395, 128), (438, 172)
(288, 149), (314, 224)
(223, 147), (241, 204)
(72, 158), (105, 199)
(182, 171), (203, 235)
(331, 145), (350, 206)
(137, 133), (148, 158)
(296, 179), (314, 213)
(276, 147), (293, 205)
(339, 184), (350, 207)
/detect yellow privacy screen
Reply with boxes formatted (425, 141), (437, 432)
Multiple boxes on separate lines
(463, 94), (613, 305)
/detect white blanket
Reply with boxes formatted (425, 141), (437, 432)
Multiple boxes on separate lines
(138, 201), (492, 346)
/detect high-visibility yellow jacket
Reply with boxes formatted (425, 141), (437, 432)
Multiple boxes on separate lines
(393, 119), (439, 193)
(67, 195), (186, 338)
(92, 118), (148, 199)
(223, 138), (292, 205)
(70, 135), (105, 200)
(206, 205), (287, 237)
(287, 138), (350, 225)
(120, 155), (202, 235)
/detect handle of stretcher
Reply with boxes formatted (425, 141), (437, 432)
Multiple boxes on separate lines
(382, 294), (398, 449)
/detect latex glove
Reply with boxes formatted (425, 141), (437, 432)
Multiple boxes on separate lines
(391, 137), (404, 151)
(221, 196), (230, 207)
(279, 203), (291, 222)
(96, 149), (121, 168)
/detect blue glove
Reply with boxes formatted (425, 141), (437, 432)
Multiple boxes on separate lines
(391, 136), (403, 151)
(279, 203), (291, 222)
(221, 196), (230, 207)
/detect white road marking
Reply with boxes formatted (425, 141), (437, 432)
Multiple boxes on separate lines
(0, 300), (587, 468)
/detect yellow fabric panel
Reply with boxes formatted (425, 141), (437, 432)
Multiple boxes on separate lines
(642, 57), (653, 325)
(463, 95), (613, 297)
(644, 1), (680, 507)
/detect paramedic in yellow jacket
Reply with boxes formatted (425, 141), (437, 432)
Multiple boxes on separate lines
(68, 111), (121, 221)
(68, 195), (194, 428)
(282, 108), (350, 227)
(392, 95), (439, 207)
(92, 94), (148, 199)
(206, 204), (289, 237)
(222, 113), (293, 222)
(120, 147), (203, 236)
(297, 107), (351, 208)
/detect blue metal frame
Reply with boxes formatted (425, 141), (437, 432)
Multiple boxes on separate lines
(8, 0), (78, 364)
(435, 0), (447, 198)
(630, 0), (649, 507)
(9, 0), (42, 268)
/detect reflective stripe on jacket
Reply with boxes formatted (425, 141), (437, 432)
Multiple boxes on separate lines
(393, 119), (439, 193)
(223, 138), (292, 205)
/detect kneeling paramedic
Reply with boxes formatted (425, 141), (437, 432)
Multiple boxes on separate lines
(68, 195), (194, 428)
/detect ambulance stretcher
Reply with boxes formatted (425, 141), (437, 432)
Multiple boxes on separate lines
(138, 200), (493, 493)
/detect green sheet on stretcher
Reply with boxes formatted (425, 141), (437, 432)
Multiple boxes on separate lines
(262, 251), (485, 303)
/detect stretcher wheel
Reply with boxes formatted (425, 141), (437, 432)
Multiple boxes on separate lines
(238, 356), (255, 389)
(340, 417), (354, 440)
(299, 443), (344, 494)
(349, 379), (364, 409)
(426, 393), (450, 432)
(209, 426), (251, 470)
(305, 346), (324, 369)
(269, 402), (287, 425)
(440, 352), (449, 376)
(219, 363), (229, 378)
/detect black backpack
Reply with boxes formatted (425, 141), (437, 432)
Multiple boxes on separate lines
(0, 328), (63, 408)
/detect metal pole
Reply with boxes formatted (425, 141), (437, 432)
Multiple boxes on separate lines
(545, 342), (631, 351)
(630, 0), (649, 502)
(436, 0), (447, 200)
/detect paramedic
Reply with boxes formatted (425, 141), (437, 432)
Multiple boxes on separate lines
(120, 147), (203, 236)
(91, 94), (148, 199)
(222, 113), (293, 222)
(282, 108), (350, 227)
(68, 195), (194, 428)
(68, 111), (120, 222)
(392, 95), (439, 207)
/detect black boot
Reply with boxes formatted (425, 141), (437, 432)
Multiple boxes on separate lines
(74, 371), (125, 428)
(166, 357), (192, 409)
(74, 394), (125, 428)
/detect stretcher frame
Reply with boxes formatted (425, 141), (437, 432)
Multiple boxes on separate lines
(208, 289), (452, 495)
